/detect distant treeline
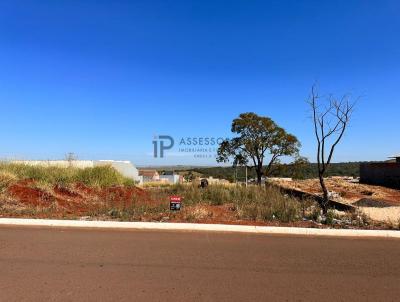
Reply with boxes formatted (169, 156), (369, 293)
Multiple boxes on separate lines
(181, 162), (362, 182)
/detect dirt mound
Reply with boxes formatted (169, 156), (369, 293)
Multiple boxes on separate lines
(8, 183), (54, 206)
(353, 198), (393, 208)
(75, 182), (97, 195)
(54, 185), (83, 199)
(4, 180), (154, 215)
(100, 186), (152, 205)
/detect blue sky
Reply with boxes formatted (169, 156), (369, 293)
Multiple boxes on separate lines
(0, 0), (399, 166)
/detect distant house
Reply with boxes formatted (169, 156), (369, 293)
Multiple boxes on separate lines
(159, 171), (183, 184)
(194, 176), (230, 185)
(138, 169), (160, 183)
(360, 154), (400, 189)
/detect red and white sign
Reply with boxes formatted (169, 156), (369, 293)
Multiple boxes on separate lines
(170, 196), (182, 202)
(170, 196), (182, 211)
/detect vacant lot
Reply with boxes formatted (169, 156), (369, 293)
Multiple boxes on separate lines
(271, 177), (400, 222)
(0, 163), (318, 227)
(1, 163), (399, 228)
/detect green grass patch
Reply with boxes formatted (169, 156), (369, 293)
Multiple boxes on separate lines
(0, 162), (134, 187)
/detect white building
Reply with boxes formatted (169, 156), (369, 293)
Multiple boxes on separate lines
(159, 174), (182, 184)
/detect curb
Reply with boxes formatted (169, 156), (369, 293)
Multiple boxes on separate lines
(1, 218), (400, 238)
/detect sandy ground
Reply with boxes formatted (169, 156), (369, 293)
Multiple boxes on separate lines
(360, 206), (400, 223)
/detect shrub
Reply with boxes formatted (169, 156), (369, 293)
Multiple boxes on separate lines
(325, 209), (335, 225)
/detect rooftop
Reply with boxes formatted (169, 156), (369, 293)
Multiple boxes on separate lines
(138, 169), (158, 177)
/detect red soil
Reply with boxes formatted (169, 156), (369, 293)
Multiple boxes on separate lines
(8, 183), (54, 206)
(75, 182), (97, 195)
(5, 180), (154, 215)
(168, 204), (324, 228)
(2, 180), (394, 229)
(54, 185), (84, 200)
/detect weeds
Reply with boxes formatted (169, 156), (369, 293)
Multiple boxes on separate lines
(157, 184), (304, 223)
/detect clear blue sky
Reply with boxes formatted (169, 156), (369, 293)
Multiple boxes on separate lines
(1, 0), (399, 166)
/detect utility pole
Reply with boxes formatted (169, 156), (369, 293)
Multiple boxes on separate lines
(245, 165), (248, 187)
(235, 165), (238, 184)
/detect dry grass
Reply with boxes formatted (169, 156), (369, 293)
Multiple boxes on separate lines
(0, 163), (322, 224)
(0, 171), (17, 192)
(142, 182), (173, 188)
(157, 184), (305, 223)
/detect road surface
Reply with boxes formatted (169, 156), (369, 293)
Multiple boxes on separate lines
(1, 226), (400, 301)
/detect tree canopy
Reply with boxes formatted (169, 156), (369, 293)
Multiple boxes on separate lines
(217, 112), (300, 184)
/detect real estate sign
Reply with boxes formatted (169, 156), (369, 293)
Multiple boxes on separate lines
(170, 196), (182, 211)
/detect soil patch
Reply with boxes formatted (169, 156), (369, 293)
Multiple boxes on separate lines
(54, 185), (83, 199)
(353, 198), (393, 208)
(8, 183), (54, 206)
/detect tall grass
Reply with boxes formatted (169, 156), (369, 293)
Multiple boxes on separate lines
(0, 162), (135, 187)
(0, 163), (308, 223)
(157, 183), (304, 222)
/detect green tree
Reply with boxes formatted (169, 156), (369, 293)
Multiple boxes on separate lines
(217, 112), (301, 185)
(291, 156), (310, 179)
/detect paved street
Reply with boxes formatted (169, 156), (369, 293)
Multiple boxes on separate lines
(1, 226), (400, 301)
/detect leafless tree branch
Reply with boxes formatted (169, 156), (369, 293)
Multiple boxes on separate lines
(308, 84), (356, 213)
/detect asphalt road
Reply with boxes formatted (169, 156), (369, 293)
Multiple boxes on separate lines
(1, 226), (400, 302)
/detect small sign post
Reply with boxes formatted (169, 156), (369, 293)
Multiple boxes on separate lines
(170, 196), (182, 211)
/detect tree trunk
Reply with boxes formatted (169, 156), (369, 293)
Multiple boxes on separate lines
(256, 169), (262, 186)
(318, 174), (329, 214)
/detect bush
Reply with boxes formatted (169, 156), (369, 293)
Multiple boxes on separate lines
(325, 209), (335, 225)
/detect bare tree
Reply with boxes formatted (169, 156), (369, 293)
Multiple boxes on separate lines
(308, 85), (356, 213)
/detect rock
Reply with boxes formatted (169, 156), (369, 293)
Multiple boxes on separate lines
(316, 215), (325, 223)
(328, 191), (341, 199)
